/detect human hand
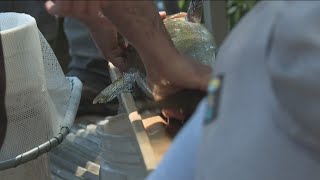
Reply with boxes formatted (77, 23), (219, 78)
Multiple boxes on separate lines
(45, 0), (104, 25)
(45, 0), (167, 71)
(45, 0), (211, 121)
(87, 10), (167, 72)
(45, 0), (128, 70)
(146, 52), (212, 120)
(45, 0), (167, 24)
(102, 1), (211, 120)
(144, 12), (211, 120)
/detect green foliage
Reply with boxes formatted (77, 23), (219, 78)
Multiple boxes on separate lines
(178, 0), (190, 12)
(227, 0), (259, 30)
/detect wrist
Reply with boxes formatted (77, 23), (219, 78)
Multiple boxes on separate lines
(141, 46), (180, 74)
(84, 14), (109, 31)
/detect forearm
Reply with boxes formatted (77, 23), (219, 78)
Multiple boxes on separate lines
(84, 14), (131, 70)
(85, 16), (118, 59)
(100, 1), (211, 91)
(100, 1), (180, 69)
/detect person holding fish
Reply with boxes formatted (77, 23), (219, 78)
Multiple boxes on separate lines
(45, 1), (320, 180)
(45, 1), (212, 121)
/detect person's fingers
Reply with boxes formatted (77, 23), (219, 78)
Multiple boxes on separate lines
(118, 36), (129, 49)
(107, 47), (129, 72)
(182, 64), (211, 91)
(60, 1), (72, 15)
(88, 1), (101, 17)
(162, 109), (186, 121)
(45, 1), (58, 15)
(189, 62), (212, 91)
(100, 0), (109, 8)
(76, 0), (87, 16)
(45, 0), (71, 16)
(168, 58), (212, 91)
(159, 11), (167, 20)
(109, 57), (128, 72)
(170, 12), (187, 19)
(109, 46), (123, 57)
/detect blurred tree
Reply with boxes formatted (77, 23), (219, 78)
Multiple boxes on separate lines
(227, 0), (259, 30)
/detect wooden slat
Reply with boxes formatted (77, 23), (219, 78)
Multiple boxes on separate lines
(143, 116), (171, 163)
(49, 153), (99, 179)
(108, 63), (172, 174)
(49, 123), (101, 180)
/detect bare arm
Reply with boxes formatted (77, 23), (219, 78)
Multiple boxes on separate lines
(86, 15), (128, 71)
(100, 1), (211, 99)
(45, 0), (211, 100)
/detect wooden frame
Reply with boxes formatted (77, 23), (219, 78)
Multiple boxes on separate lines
(108, 63), (172, 175)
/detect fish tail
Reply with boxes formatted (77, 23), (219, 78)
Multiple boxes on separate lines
(92, 73), (137, 104)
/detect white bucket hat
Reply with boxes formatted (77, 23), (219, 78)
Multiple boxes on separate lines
(0, 12), (82, 170)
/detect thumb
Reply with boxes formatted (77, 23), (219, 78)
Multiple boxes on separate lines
(159, 11), (167, 20)
(45, 0), (70, 17)
(45, 1), (57, 15)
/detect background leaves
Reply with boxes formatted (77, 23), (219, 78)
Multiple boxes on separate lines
(227, 0), (259, 30)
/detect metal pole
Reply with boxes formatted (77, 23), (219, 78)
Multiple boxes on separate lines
(203, 0), (228, 46)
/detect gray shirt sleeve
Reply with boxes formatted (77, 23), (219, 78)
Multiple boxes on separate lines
(267, 2), (320, 150)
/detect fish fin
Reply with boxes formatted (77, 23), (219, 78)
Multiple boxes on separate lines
(92, 85), (117, 104)
(93, 74), (136, 104)
(186, 0), (203, 23)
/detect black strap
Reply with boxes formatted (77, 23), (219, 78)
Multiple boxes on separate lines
(0, 34), (7, 149)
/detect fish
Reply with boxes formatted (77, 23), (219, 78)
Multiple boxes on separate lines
(93, 0), (215, 118)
